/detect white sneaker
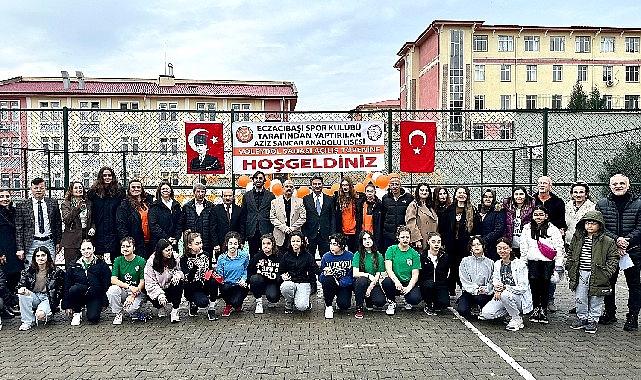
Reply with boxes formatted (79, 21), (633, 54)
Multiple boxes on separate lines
(170, 308), (180, 323)
(386, 302), (396, 316)
(113, 312), (123, 325)
(157, 307), (167, 318)
(325, 306), (334, 319)
(405, 303), (413, 310)
(71, 312), (82, 326)
(506, 317), (524, 331)
(255, 298), (264, 314)
(19, 322), (32, 331)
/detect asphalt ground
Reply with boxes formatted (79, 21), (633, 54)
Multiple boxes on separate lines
(0, 273), (638, 380)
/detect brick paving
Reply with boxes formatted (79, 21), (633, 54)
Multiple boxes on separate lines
(0, 274), (639, 379)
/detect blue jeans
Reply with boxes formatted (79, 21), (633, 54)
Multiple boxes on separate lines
(19, 292), (51, 326)
(575, 270), (604, 323)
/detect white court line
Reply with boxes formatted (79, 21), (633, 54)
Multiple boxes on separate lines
(449, 307), (536, 380)
(617, 284), (629, 290)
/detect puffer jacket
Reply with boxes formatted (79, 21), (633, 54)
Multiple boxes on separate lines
(62, 256), (111, 310)
(479, 202), (506, 261)
(148, 198), (183, 249)
(17, 265), (65, 313)
(381, 188), (414, 241)
(502, 197), (536, 241)
(566, 210), (619, 297)
(596, 193), (641, 258)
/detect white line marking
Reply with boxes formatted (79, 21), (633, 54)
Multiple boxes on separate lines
(449, 307), (536, 380)
(617, 284), (629, 291)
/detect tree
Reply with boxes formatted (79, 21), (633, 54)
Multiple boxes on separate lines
(567, 81), (588, 110)
(588, 86), (607, 109)
(598, 142), (641, 196)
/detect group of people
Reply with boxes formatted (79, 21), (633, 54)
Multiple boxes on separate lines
(0, 169), (639, 335)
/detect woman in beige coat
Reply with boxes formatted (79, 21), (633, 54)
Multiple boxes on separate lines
(405, 183), (438, 253)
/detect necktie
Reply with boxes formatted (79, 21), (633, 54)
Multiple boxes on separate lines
(226, 205), (231, 222)
(37, 200), (45, 234)
(315, 195), (321, 215)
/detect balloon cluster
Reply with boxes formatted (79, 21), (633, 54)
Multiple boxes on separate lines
(236, 172), (393, 198)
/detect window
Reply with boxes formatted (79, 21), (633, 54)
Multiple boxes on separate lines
(578, 65), (588, 82)
(159, 102), (178, 121)
(524, 36), (539, 51)
(1, 138), (8, 156)
(132, 137), (139, 155)
(81, 137), (99, 153)
(498, 35), (513, 52)
(11, 137), (19, 156)
(448, 30), (464, 133)
(79, 101), (100, 122)
(170, 138), (178, 154)
(603, 66), (613, 82)
(52, 137), (60, 155)
(552, 95), (563, 109)
(575, 36), (591, 53)
(474, 95), (485, 110)
(1, 174), (9, 188)
(42, 137), (50, 152)
(160, 172), (169, 181)
(81, 137), (89, 152)
(601, 37), (615, 53)
(39, 101), (61, 121)
(197, 102), (217, 121)
(626, 37), (640, 53)
(500, 64), (511, 82)
(526, 65), (537, 82)
(91, 137), (100, 153)
(171, 172), (179, 186)
(232, 103), (251, 122)
(160, 138), (168, 155)
(12, 173), (20, 189)
(625, 95), (639, 109)
(119, 102), (139, 110)
(121, 137), (129, 154)
(550, 36), (565, 52)
(552, 65), (563, 82)
(83, 172), (91, 189)
(525, 95), (537, 109)
(626, 66), (640, 82)
(604, 95), (612, 109)
(53, 173), (61, 189)
(473, 35), (488, 52)
(472, 122), (513, 140)
(500, 95), (511, 110)
(474, 65), (485, 81)
(0, 101), (18, 122)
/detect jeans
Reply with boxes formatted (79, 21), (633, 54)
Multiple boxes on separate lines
(66, 284), (105, 323)
(528, 260), (555, 309)
(219, 283), (248, 309)
(149, 283), (184, 310)
(456, 291), (492, 318)
(106, 285), (146, 315)
(184, 279), (218, 307)
(480, 290), (523, 319)
(381, 277), (422, 305)
(575, 270), (605, 323)
(320, 277), (353, 310)
(249, 274), (281, 303)
(27, 239), (56, 268)
(419, 280), (450, 310)
(353, 277), (386, 308)
(280, 281), (311, 311)
(18, 292), (51, 326)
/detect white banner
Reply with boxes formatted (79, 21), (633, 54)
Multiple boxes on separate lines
(232, 121), (385, 174)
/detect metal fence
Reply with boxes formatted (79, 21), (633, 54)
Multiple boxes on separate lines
(1, 108), (639, 201)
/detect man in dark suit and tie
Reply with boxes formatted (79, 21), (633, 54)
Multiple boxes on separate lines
(240, 171), (275, 255)
(302, 175), (335, 259)
(212, 188), (242, 258)
(15, 177), (62, 267)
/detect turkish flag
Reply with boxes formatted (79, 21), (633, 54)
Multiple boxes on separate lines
(400, 121), (436, 173)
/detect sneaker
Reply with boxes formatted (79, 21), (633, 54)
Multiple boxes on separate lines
(189, 303), (198, 317)
(170, 308), (180, 323)
(405, 303), (413, 310)
(71, 312), (82, 326)
(423, 306), (436, 316)
(355, 307), (364, 319)
(386, 302), (396, 316)
(623, 313), (639, 331)
(584, 321), (598, 334)
(599, 311), (617, 325)
(547, 302), (557, 312)
(506, 317), (524, 331)
(207, 309), (219, 321)
(1, 309), (14, 319)
(538, 309), (549, 324)
(255, 298), (264, 314)
(157, 307), (167, 318)
(529, 308), (540, 323)
(19, 322), (32, 331)
(284, 308), (293, 314)
(113, 312), (123, 325)
(571, 318), (588, 330)
(222, 304), (233, 317)
(325, 306), (334, 319)
(10, 305), (20, 316)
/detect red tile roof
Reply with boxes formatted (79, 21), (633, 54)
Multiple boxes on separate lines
(0, 77), (298, 98)
(352, 99), (400, 111)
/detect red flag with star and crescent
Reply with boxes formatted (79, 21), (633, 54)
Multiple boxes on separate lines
(399, 120), (436, 173)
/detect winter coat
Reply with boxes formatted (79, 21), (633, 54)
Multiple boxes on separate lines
(596, 192), (641, 258)
(479, 202), (506, 261)
(182, 198), (215, 252)
(405, 200), (438, 251)
(381, 188), (414, 241)
(564, 199), (596, 245)
(60, 198), (94, 249)
(566, 210), (619, 297)
(240, 189), (275, 238)
(116, 194), (154, 257)
(533, 192), (567, 230)
(520, 222), (565, 266)
(492, 258), (533, 314)
(144, 253), (184, 301)
(62, 257), (111, 310)
(355, 195), (383, 247)
(279, 250), (320, 284)
(419, 251), (450, 285)
(502, 197), (536, 243)
(17, 265), (65, 313)
(441, 203), (481, 256)
(88, 189), (124, 254)
(0, 204), (21, 276)
(148, 198), (183, 249)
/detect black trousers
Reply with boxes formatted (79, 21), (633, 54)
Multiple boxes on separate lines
(184, 279), (218, 308)
(67, 284), (104, 323)
(381, 277), (422, 305)
(220, 283), (249, 308)
(320, 276), (353, 310)
(249, 274), (281, 303)
(528, 260), (554, 309)
(420, 279), (450, 310)
(353, 276), (386, 308)
(149, 283), (184, 309)
(456, 291), (492, 317)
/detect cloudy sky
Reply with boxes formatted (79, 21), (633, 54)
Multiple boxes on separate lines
(2, 0), (639, 110)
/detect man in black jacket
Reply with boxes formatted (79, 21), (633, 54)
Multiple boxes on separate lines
(212, 189), (243, 257)
(380, 174), (413, 253)
(596, 174), (641, 331)
(240, 171), (274, 255)
(182, 183), (215, 257)
(302, 175), (335, 259)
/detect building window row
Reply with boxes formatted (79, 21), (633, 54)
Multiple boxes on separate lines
(0, 172), (22, 189)
(0, 137), (20, 157)
(472, 94), (641, 110)
(473, 34), (641, 54)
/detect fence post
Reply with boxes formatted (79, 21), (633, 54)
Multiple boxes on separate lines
(63, 106), (70, 191)
(542, 108), (548, 176)
(573, 138), (578, 181)
(387, 109), (393, 173)
(231, 109), (236, 193)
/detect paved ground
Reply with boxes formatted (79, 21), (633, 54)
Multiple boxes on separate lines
(0, 274), (639, 380)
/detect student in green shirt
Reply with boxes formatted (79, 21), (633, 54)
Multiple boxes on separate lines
(352, 230), (386, 319)
(382, 226), (421, 315)
(106, 237), (146, 325)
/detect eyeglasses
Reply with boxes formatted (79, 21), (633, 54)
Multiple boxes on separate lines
(103, 173), (113, 178)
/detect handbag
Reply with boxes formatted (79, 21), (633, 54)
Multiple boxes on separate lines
(537, 241), (557, 260)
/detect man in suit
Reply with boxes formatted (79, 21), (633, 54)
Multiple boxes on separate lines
(182, 183), (215, 258)
(240, 171), (275, 255)
(270, 180), (306, 251)
(302, 175), (335, 259)
(212, 188), (242, 257)
(15, 178), (62, 267)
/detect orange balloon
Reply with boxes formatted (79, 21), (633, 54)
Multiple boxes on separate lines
(322, 188), (333, 196)
(297, 186), (311, 198)
(237, 175), (251, 188)
(375, 174), (390, 188)
(272, 183), (284, 196)
(354, 183), (365, 193)
(263, 178), (271, 189)
(330, 183), (339, 192)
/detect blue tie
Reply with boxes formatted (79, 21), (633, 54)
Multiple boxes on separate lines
(315, 195), (321, 215)
(37, 200), (45, 234)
